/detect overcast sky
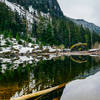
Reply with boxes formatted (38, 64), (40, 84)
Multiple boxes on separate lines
(57, 0), (100, 26)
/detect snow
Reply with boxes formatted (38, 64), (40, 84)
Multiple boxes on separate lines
(43, 46), (47, 50)
(0, 34), (63, 55)
(57, 49), (62, 52)
(49, 54), (57, 60)
(5, 0), (25, 15)
(40, 11), (50, 18)
(0, 0), (38, 31)
(43, 46), (50, 50)
(30, 37), (36, 43)
(19, 56), (33, 61)
(35, 50), (42, 52)
(13, 45), (22, 49)
(0, 47), (11, 53)
(1, 64), (7, 73)
(34, 45), (39, 49)
(29, 6), (34, 12)
(0, 35), (6, 46)
(26, 11), (34, 23)
(29, 5), (38, 16)
(19, 47), (33, 53)
(0, 40), (6, 46)
(0, 0), (51, 33)
(13, 56), (33, 64)
(1, 64), (8, 73)
(1, 64), (6, 70)
(42, 46), (56, 52)
(0, 35), (3, 40)
(28, 43), (33, 47)
(49, 47), (56, 52)
(0, 34), (64, 74)
(89, 49), (100, 52)
(34, 58), (40, 62)
(0, 58), (11, 63)
(29, 5), (50, 18)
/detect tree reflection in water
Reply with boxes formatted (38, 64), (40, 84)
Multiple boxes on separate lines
(0, 56), (100, 100)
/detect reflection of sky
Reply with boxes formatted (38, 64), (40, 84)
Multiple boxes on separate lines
(61, 71), (100, 100)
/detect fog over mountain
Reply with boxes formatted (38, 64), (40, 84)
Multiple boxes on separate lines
(57, 0), (100, 26)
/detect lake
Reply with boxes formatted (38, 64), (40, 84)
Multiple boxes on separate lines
(0, 55), (100, 100)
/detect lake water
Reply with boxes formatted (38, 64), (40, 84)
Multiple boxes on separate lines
(0, 55), (100, 100)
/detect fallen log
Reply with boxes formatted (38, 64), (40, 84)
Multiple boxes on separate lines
(11, 83), (66, 100)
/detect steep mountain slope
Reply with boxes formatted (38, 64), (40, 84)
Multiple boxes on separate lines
(0, 2), (26, 38)
(0, 0), (100, 48)
(7, 0), (63, 17)
(72, 19), (100, 34)
(5, 0), (100, 35)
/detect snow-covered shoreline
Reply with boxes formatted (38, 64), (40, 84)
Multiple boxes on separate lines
(0, 34), (63, 54)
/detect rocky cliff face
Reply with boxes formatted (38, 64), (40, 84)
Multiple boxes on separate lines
(5, 0), (100, 34)
(7, 0), (63, 17)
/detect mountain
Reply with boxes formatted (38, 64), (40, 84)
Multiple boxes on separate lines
(72, 19), (100, 34)
(7, 0), (63, 17)
(0, 0), (100, 48)
(6, 0), (100, 34)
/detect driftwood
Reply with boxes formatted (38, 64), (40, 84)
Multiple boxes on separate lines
(11, 83), (66, 100)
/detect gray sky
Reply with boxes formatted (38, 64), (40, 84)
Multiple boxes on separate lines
(57, 0), (100, 26)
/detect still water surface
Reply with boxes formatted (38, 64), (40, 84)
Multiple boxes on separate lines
(0, 55), (100, 100)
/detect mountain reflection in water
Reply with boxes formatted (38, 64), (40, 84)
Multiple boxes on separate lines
(0, 56), (100, 100)
(61, 71), (100, 100)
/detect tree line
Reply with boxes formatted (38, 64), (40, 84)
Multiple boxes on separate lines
(0, 2), (100, 48)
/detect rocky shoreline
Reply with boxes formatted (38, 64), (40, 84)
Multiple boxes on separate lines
(1, 34), (100, 58)
(1, 50), (100, 58)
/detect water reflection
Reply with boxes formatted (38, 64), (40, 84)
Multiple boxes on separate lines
(70, 55), (87, 63)
(0, 56), (100, 100)
(61, 71), (100, 100)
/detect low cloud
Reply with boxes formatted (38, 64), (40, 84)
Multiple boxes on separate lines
(57, 0), (100, 26)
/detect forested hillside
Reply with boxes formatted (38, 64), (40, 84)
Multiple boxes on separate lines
(7, 0), (63, 17)
(0, 2), (27, 40)
(0, 0), (100, 48)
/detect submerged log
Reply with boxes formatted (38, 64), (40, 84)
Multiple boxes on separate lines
(12, 83), (66, 100)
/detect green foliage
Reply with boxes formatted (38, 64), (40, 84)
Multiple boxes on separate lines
(0, 2), (26, 39)
(8, 0), (63, 17)
(59, 44), (65, 50)
(34, 16), (100, 48)
(0, 2), (100, 48)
